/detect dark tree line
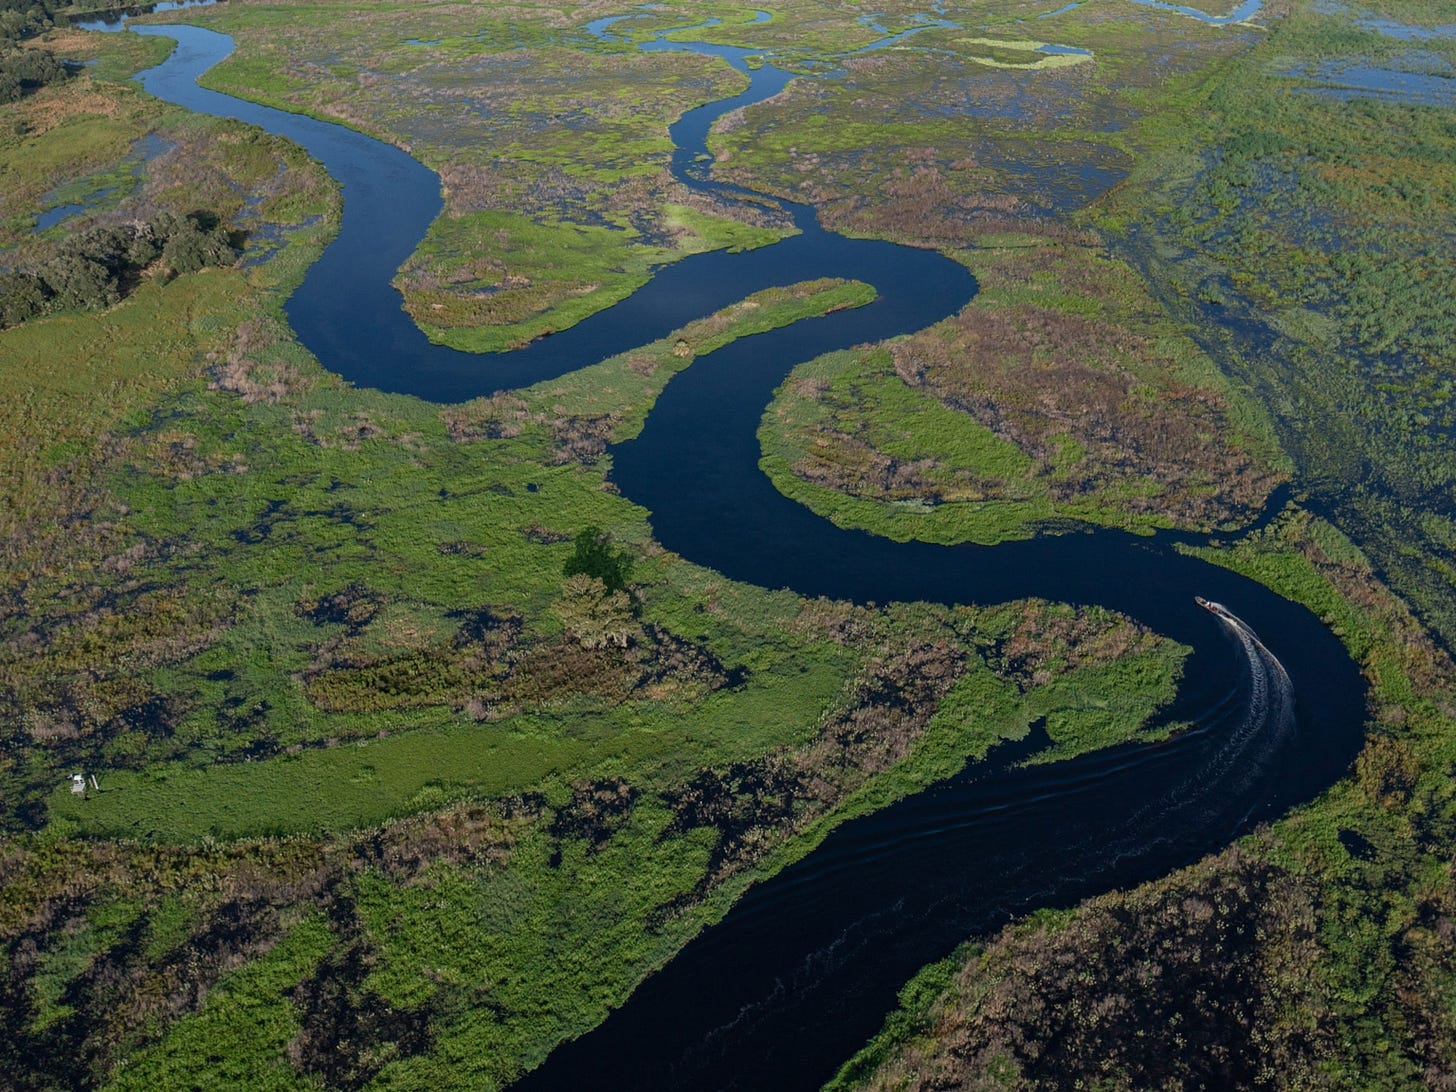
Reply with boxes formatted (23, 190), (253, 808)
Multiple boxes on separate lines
(1, 0), (127, 45)
(0, 211), (238, 327)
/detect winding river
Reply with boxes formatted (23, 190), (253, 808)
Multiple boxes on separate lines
(88, 10), (1365, 1089)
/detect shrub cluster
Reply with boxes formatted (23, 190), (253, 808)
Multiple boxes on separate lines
(0, 211), (237, 327)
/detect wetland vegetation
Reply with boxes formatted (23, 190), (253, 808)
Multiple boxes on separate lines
(1104, 0), (1456, 651)
(759, 234), (1288, 545)
(1, 0), (1454, 1088)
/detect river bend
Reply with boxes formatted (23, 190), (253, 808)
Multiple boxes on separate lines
(89, 14), (1365, 1089)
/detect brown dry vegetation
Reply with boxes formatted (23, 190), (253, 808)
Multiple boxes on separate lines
(792, 431), (951, 504)
(0, 423), (240, 824)
(888, 314), (1273, 527)
(989, 598), (1164, 690)
(443, 387), (619, 465)
(209, 316), (316, 405)
(859, 841), (1336, 1090)
(661, 629), (968, 910)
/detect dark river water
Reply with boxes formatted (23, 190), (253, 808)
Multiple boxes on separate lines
(88, 13), (1363, 1089)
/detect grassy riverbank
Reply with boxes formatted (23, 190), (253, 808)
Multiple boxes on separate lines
(120, 0), (797, 351)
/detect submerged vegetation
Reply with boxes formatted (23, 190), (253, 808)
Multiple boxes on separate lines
(1102, 1), (1456, 649)
(0, 0), (1453, 1088)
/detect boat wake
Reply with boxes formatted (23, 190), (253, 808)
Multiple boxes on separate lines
(1096, 599), (1297, 869)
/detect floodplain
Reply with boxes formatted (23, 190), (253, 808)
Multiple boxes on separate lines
(1, 0), (1455, 1088)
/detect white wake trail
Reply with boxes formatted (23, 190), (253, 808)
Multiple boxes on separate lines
(1098, 601), (1296, 864)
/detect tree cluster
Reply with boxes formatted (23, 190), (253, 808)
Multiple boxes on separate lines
(0, 0), (59, 48)
(0, 0), (133, 48)
(848, 842), (1335, 1091)
(0, 42), (66, 102)
(1, 211), (237, 327)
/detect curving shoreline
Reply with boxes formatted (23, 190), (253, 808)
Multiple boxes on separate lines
(89, 12), (1363, 1088)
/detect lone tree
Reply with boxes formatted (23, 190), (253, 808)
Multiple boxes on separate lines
(563, 526), (631, 595)
(553, 574), (638, 650)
